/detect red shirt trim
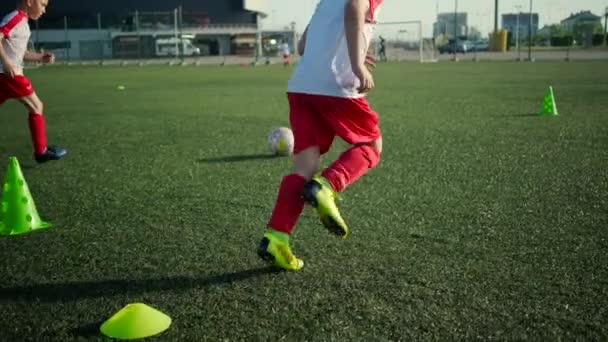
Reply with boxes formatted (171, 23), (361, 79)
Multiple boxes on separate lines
(1, 11), (27, 40)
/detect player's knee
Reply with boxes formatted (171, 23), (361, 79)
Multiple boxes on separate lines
(371, 137), (383, 155)
(27, 99), (43, 114)
(293, 161), (318, 180)
(293, 147), (320, 180)
(35, 101), (44, 114)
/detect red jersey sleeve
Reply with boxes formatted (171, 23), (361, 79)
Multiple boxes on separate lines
(367, 0), (383, 23)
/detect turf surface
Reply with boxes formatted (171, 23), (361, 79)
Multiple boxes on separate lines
(0, 61), (607, 340)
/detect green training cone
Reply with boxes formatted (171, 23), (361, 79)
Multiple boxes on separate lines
(0, 157), (51, 236)
(100, 303), (172, 340)
(540, 86), (558, 116)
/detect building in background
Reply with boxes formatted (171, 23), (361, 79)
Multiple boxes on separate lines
(0, 0), (267, 28)
(560, 10), (603, 47)
(433, 13), (468, 39)
(502, 12), (539, 40)
(560, 11), (602, 33)
(0, 0), (289, 61)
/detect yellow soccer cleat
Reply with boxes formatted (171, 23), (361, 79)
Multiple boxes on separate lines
(257, 230), (304, 271)
(302, 176), (349, 239)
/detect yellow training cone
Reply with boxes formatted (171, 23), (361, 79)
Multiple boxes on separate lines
(100, 303), (171, 340)
(0, 157), (51, 236)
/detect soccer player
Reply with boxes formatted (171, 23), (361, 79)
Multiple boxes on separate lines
(279, 40), (291, 66)
(0, 0), (67, 163)
(378, 35), (387, 62)
(258, 0), (384, 271)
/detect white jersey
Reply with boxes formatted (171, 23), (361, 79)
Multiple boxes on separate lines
(0, 10), (30, 76)
(288, 0), (383, 98)
(280, 43), (291, 56)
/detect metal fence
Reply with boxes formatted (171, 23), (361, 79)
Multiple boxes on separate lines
(30, 12), (297, 65)
(372, 33), (608, 63)
(29, 12), (608, 65)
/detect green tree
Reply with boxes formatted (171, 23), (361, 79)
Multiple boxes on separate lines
(549, 24), (566, 37)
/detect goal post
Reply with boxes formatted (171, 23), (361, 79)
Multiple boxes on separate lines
(373, 20), (437, 63)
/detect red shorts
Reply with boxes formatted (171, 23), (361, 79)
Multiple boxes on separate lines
(288, 92), (381, 155)
(0, 74), (34, 104)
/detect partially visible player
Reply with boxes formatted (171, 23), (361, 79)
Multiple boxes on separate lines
(258, 0), (384, 271)
(0, 0), (67, 163)
(279, 40), (291, 66)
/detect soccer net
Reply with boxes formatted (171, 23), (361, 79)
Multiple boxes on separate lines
(372, 21), (437, 63)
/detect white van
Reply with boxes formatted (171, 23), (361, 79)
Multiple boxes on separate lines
(155, 38), (201, 57)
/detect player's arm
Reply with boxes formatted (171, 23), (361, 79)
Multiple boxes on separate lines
(23, 51), (42, 62)
(0, 36), (16, 77)
(24, 50), (55, 64)
(344, 0), (374, 93)
(297, 25), (309, 56)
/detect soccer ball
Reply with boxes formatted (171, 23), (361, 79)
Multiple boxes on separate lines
(268, 127), (294, 156)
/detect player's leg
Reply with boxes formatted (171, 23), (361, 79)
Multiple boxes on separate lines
(258, 93), (334, 271)
(322, 97), (382, 192)
(321, 138), (381, 193)
(258, 146), (319, 271)
(0, 75), (65, 163)
(17, 90), (67, 163)
(0, 77), (9, 107)
(302, 97), (382, 239)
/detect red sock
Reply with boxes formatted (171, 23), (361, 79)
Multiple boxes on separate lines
(322, 144), (380, 192)
(28, 113), (47, 155)
(267, 174), (306, 234)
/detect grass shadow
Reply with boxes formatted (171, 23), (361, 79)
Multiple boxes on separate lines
(0, 266), (281, 303)
(410, 233), (451, 245)
(0, 159), (36, 170)
(494, 113), (541, 118)
(72, 321), (104, 338)
(197, 153), (282, 164)
(19, 163), (37, 170)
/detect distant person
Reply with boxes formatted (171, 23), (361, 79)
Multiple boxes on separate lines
(279, 40), (291, 66)
(264, 44), (271, 65)
(257, 0), (385, 271)
(378, 35), (387, 61)
(0, 0), (67, 163)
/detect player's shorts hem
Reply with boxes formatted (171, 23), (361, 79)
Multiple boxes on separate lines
(0, 74), (34, 104)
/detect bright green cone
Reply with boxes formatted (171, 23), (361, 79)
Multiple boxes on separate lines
(100, 303), (171, 340)
(540, 86), (558, 116)
(0, 157), (51, 236)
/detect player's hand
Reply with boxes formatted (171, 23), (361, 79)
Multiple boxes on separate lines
(2, 63), (16, 77)
(353, 64), (375, 94)
(41, 52), (55, 64)
(364, 53), (376, 73)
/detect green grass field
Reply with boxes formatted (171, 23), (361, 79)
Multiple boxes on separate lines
(0, 61), (607, 340)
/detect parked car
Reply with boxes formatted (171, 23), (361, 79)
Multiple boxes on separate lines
(155, 38), (201, 57)
(438, 39), (469, 54)
(471, 40), (490, 52)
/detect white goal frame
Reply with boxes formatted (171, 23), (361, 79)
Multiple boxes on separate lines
(376, 20), (437, 63)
